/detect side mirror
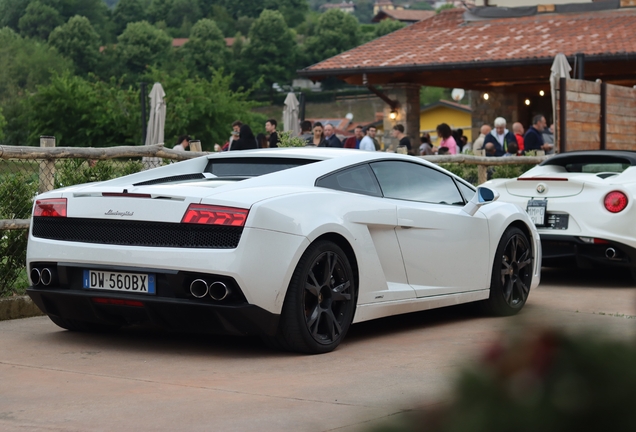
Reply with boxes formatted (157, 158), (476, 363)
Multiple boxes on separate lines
(462, 187), (500, 216)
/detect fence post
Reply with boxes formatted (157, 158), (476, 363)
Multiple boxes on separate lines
(189, 140), (202, 152)
(477, 165), (488, 185)
(39, 136), (56, 193)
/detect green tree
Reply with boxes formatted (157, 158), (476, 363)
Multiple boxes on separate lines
(112, 0), (148, 35)
(221, 0), (307, 26)
(0, 107), (7, 141)
(302, 9), (360, 66)
(0, 0), (30, 30)
(436, 3), (455, 13)
(0, 27), (72, 102)
(116, 21), (171, 75)
(354, 0), (374, 24)
(147, 0), (173, 23)
(182, 19), (228, 77)
(207, 5), (236, 36)
(26, 73), (141, 147)
(411, 1), (434, 10)
(373, 19), (406, 38)
(166, 0), (201, 31)
(48, 15), (102, 74)
(420, 86), (451, 105)
(18, 1), (64, 40)
(241, 9), (297, 92)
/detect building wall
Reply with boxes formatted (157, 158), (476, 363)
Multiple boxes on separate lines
(420, 106), (472, 145)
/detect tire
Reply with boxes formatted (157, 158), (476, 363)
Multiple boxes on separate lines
(265, 240), (356, 354)
(483, 227), (533, 316)
(48, 315), (120, 332)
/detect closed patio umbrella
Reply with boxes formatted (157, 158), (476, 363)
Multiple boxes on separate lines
(143, 82), (166, 169)
(550, 54), (572, 151)
(283, 92), (300, 137)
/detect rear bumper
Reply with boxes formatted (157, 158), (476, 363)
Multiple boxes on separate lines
(27, 287), (280, 336)
(541, 234), (636, 269)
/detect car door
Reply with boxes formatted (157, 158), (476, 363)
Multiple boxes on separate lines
(316, 163), (414, 304)
(370, 161), (491, 297)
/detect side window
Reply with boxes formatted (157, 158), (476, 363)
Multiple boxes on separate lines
(316, 164), (382, 197)
(370, 161), (464, 205)
(456, 180), (476, 203)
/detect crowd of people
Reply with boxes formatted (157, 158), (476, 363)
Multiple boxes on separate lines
(172, 114), (555, 157)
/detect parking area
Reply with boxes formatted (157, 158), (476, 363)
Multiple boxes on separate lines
(1, 268), (635, 432)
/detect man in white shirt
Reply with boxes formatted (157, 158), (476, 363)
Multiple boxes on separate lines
(359, 127), (376, 151)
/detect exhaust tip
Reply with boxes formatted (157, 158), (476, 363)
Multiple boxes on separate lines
(190, 279), (209, 298)
(41, 268), (53, 286)
(605, 247), (617, 259)
(30, 268), (41, 286)
(209, 281), (230, 301)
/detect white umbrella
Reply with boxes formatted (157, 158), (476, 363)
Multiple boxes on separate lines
(550, 53), (572, 151)
(283, 92), (300, 137)
(143, 82), (166, 169)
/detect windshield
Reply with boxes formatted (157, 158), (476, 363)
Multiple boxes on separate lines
(204, 157), (318, 177)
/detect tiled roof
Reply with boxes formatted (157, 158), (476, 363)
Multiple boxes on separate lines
(302, 7), (636, 74)
(372, 9), (435, 23)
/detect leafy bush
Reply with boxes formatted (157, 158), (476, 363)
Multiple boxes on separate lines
(0, 173), (37, 296)
(440, 163), (479, 185)
(54, 158), (144, 188)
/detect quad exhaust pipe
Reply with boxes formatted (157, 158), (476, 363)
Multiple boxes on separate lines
(605, 248), (617, 259)
(189, 280), (230, 301)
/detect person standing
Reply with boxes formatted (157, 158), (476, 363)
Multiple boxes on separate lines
(306, 122), (327, 147)
(366, 125), (380, 150)
(323, 123), (342, 148)
(173, 135), (190, 151)
(524, 114), (548, 153)
(265, 119), (279, 148)
(419, 133), (434, 155)
(299, 120), (313, 142)
(391, 124), (412, 154)
(359, 127), (376, 151)
(436, 123), (458, 155)
(471, 124), (491, 153)
(483, 117), (517, 157)
(344, 126), (364, 149)
(230, 124), (258, 150)
(512, 122), (525, 154)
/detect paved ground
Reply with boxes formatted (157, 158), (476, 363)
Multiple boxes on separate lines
(1, 268), (635, 432)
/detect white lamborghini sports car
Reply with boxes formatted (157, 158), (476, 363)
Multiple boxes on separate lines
(27, 148), (541, 353)
(484, 150), (636, 279)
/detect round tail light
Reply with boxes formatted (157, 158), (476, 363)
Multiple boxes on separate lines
(604, 191), (628, 213)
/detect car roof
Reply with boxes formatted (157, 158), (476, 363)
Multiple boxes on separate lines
(540, 150), (636, 167)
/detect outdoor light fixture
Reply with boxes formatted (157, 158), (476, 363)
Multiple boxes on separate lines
(525, 99), (531, 105)
(389, 109), (398, 120)
(539, 90), (545, 96)
(483, 93), (489, 100)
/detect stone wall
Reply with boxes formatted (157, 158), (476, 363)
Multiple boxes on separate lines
(382, 84), (421, 152)
(470, 89), (519, 140)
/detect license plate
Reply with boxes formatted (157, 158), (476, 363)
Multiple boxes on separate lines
(83, 270), (156, 294)
(526, 199), (547, 226)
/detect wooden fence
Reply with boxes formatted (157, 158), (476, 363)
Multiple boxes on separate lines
(556, 78), (636, 151)
(0, 142), (549, 231)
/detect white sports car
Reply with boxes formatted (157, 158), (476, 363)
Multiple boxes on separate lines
(484, 150), (636, 279)
(27, 148), (541, 353)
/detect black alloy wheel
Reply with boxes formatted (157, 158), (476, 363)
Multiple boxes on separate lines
(484, 227), (533, 316)
(267, 240), (356, 354)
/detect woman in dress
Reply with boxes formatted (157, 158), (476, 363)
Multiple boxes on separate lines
(230, 124), (258, 151)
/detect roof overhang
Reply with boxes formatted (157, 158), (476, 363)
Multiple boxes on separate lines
(299, 53), (636, 90)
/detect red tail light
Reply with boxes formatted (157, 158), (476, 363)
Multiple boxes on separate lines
(181, 204), (248, 226)
(604, 191), (628, 213)
(517, 177), (568, 181)
(34, 198), (67, 217)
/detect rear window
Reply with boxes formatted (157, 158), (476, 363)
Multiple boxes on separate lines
(543, 154), (634, 174)
(204, 157), (318, 177)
